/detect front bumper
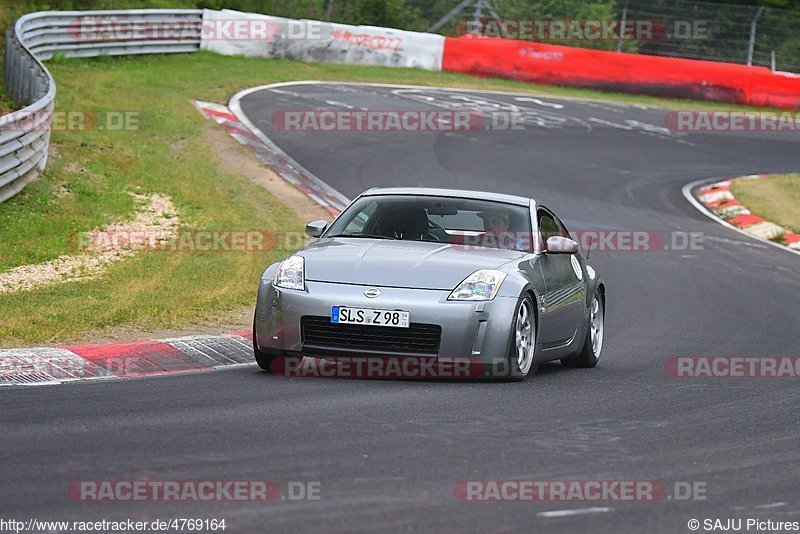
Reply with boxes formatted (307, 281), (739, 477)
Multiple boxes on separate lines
(254, 279), (518, 366)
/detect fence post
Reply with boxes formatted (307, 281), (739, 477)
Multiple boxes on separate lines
(617, 0), (629, 52)
(746, 6), (764, 66)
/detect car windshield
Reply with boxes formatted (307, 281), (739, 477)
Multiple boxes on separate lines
(326, 195), (533, 252)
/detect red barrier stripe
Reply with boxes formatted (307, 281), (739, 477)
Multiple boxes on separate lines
(62, 340), (211, 377)
(749, 70), (800, 109)
(442, 36), (800, 109)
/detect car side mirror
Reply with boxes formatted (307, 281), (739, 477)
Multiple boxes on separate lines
(305, 220), (328, 238)
(546, 236), (579, 254)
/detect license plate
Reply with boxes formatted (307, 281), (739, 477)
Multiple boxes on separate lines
(331, 306), (410, 328)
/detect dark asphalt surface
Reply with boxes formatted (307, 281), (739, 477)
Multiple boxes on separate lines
(2, 83), (799, 533)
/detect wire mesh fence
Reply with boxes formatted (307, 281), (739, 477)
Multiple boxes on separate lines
(402, 0), (800, 73)
(617, 0), (800, 73)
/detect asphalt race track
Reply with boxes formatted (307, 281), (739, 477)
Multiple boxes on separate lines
(3, 83), (800, 533)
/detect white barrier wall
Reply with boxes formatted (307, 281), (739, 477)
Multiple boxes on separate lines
(200, 9), (444, 71)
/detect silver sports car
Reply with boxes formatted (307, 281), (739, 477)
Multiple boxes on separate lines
(253, 187), (605, 380)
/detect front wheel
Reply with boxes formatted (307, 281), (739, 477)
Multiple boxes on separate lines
(253, 319), (279, 372)
(562, 290), (604, 368)
(504, 294), (537, 380)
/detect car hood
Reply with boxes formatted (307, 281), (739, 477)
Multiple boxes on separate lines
(300, 238), (524, 290)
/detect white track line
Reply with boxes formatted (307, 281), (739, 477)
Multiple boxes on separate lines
(228, 80), (667, 110)
(228, 82), (352, 210)
(537, 507), (614, 518)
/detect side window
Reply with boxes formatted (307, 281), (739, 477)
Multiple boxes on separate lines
(553, 214), (571, 239)
(537, 209), (561, 249)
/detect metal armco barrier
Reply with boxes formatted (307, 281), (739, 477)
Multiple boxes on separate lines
(0, 10), (202, 202)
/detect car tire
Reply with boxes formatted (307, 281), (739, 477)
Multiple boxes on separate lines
(253, 319), (279, 373)
(503, 294), (538, 381)
(562, 289), (604, 368)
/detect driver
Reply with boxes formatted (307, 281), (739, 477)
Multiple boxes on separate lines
(478, 210), (516, 249)
(481, 211), (510, 234)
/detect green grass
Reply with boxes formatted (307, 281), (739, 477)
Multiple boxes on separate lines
(0, 76), (14, 115)
(0, 51), (780, 346)
(0, 0), (200, 114)
(731, 174), (800, 234)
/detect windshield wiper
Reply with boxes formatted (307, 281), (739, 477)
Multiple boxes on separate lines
(327, 232), (400, 240)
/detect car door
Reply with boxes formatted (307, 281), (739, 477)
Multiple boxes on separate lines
(536, 207), (586, 347)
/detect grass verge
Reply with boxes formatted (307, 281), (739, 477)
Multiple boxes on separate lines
(0, 80), (14, 115)
(0, 51), (777, 346)
(730, 174), (800, 234)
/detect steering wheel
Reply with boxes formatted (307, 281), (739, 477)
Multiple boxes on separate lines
(422, 220), (445, 242)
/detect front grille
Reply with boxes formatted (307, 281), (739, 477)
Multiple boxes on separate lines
(301, 316), (442, 355)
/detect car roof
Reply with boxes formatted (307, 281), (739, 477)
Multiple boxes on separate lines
(360, 187), (532, 207)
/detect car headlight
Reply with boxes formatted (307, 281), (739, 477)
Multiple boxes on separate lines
(274, 255), (305, 290)
(448, 269), (507, 301)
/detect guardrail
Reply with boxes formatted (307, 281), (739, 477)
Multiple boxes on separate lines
(0, 9), (202, 202)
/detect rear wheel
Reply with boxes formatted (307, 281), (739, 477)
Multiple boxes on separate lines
(562, 290), (603, 368)
(504, 295), (537, 380)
